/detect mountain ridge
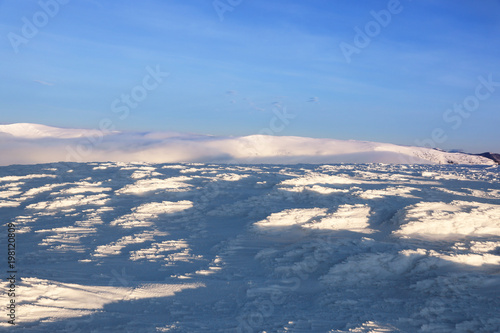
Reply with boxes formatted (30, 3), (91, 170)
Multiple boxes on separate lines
(0, 123), (495, 166)
(474, 152), (500, 164)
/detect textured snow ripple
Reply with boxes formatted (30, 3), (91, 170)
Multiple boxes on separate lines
(116, 177), (193, 195)
(254, 204), (373, 234)
(110, 200), (193, 228)
(27, 194), (110, 210)
(93, 230), (168, 257)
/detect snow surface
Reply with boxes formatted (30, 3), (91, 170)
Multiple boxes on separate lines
(0, 162), (499, 332)
(0, 123), (495, 166)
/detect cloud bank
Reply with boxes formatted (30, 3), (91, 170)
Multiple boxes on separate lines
(0, 123), (494, 166)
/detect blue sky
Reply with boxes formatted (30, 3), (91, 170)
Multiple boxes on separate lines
(1, 0), (499, 152)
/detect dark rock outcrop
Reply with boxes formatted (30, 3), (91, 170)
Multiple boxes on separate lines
(475, 152), (500, 164)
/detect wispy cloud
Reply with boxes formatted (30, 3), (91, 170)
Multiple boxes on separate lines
(33, 80), (54, 86)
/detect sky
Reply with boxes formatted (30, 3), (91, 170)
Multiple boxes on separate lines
(0, 0), (499, 153)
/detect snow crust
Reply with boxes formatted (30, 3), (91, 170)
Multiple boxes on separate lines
(0, 162), (499, 332)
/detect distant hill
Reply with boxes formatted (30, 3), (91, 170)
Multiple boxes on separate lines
(0, 123), (495, 166)
(0, 123), (116, 139)
(475, 152), (500, 164)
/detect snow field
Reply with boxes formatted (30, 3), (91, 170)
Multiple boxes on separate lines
(0, 162), (499, 332)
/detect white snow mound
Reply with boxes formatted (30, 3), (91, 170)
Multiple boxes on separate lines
(393, 200), (500, 240)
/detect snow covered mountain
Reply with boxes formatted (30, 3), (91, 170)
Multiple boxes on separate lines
(0, 162), (499, 332)
(0, 123), (116, 139)
(476, 152), (500, 164)
(0, 123), (494, 166)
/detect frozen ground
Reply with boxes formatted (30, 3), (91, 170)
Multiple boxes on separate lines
(0, 162), (499, 332)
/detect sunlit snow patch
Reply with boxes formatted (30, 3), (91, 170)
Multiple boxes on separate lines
(321, 249), (429, 286)
(36, 227), (96, 253)
(330, 321), (398, 332)
(254, 204), (373, 234)
(26, 194), (110, 211)
(0, 174), (57, 182)
(279, 184), (350, 195)
(393, 201), (500, 240)
(352, 186), (420, 199)
(0, 199), (22, 208)
(129, 239), (201, 265)
(0, 278), (203, 325)
(279, 172), (363, 186)
(55, 181), (112, 195)
(303, 204), (373, 233)
(93, 230), (168, 257)
(432, 252), (500, 267)
(254, 208), (328, 230)
(116, 177), (192, 195)
(110, 200), (193, 228)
